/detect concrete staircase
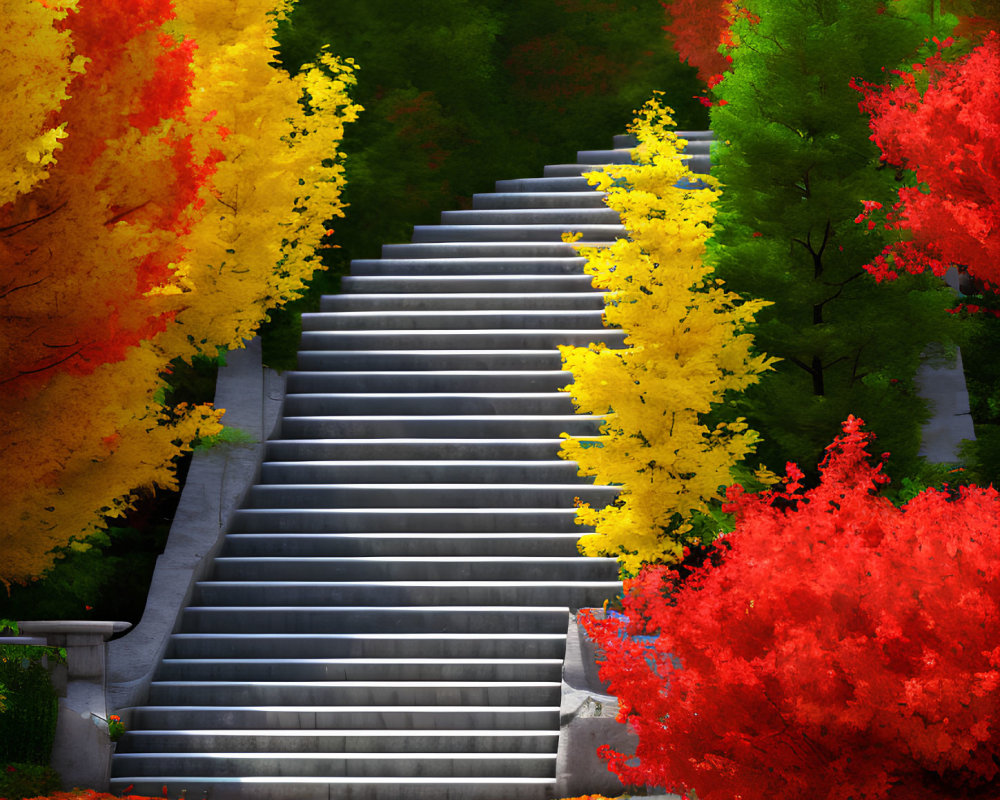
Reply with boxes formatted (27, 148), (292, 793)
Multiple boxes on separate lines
(109, 132), (711, 800)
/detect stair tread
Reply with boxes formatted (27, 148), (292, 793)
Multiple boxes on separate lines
(198, 580), (616, 587)
(283, 393), (573, 398)
(110, 776), (556, 782)
(115, 752), (556, 759)
(125, 728), (561, 735)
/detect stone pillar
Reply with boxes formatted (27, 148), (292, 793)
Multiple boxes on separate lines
(556, 610), (641, 798)
(18, 620), (131, 791)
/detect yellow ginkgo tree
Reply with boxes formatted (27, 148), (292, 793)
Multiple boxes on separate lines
(559, 96), (776, 574)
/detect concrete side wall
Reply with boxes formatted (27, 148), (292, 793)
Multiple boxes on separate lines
(556, 611), (661, 799)
(107, 339), (284, 714)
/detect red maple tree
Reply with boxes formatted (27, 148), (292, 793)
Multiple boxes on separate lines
(584, 416), (1000, 799)
(852, 32), (1000, 291)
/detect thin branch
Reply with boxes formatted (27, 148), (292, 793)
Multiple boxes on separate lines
(0, 276), (45, 301)
(820, 270), (865, 289)
(822, 354), (851, 370)
(0, 348), (84, 385)
(785, 355), (816, 376)
(105, 200), (151, 226)
(0, 202), (68, 238)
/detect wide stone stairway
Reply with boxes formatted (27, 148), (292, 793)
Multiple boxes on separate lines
(109, 132), (712, 800)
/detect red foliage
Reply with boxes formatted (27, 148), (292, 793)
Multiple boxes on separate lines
(852, 33), (1000, 290)
(584, 416), (1000, 799)
(661, 0), (733, 85)
(0, 1), (221, 393)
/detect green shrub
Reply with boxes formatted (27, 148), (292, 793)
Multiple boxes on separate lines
(0, 762), (61, 799)
(0, 623), (62, 767)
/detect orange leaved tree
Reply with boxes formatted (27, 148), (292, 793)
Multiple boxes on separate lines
(0, 0), (359, 585)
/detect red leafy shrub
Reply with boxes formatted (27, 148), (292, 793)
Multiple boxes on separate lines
(584, 416), (1000, 799)
(852, 33), (1000, 289)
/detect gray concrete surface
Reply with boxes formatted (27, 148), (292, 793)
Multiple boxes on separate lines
(556, 611), (634, 799)
(915, 267), (976, 464)
(106, 338), (285, 715)
(916, 343), (976, 463)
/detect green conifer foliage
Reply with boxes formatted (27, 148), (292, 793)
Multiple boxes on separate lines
(707, 0), (961, 480)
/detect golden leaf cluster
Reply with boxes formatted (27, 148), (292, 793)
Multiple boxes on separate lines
(559, 95), (775, 574)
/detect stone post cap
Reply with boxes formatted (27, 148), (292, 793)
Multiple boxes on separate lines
(18, 621), (132, 642)
(0, 636), (48, 646)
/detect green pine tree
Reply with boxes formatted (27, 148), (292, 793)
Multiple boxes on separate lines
(707, 0), (963, 481)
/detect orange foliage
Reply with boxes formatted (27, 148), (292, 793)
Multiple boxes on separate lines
(0, 0), (358, 585)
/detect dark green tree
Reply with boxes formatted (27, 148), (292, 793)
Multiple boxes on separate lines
(706, 0), (963, 482)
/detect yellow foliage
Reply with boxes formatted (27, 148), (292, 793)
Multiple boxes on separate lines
(0, 0), (359, 585)
(2, 347), (223, 583)
(559, 95), (776, 574)
(0, 0), (76, 207)
(157, 0), (362, 359)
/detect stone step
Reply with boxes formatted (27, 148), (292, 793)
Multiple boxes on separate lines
(613, 130), (713, 147)
(541, 164), (611, 178)
(112, 750), (556, 778)
(494, 176), (593, 192)
(440, 208), (620, 225)
(297, 329), (624, 350)
(577, 149), (633, 164)
(281, 393), (577, 416)
(320, 293), (605, 312)
(546, 156), (711, 177)
(219, 533), (586, 559)
(381, 242), (597, 259)
(576, 140), (711, 163)
(296, 350), (565, 371)
(210, 556), (617, 581)
(259, 460), (583, 484)
(179, 606), (571, 634)
(117, 729), (561, 754)
(155, 658), (565, 683)
(191, 582), (618, 609)
(166, 633), (568, 661)
(279, 415), (601, 439)
(283, 371), (572, 394)
(301, 310), (607, 330)
(409, 224), (625, 243)
(109, 776), (555, 800)
(229, 508), (583, 534)
(471, 192), (607, 210)
(263, 438), (564, 461)
(244, 484), (618, 509)
(575, 148), (632, 165)
(344, 278), (592, 296)
(146, 680), (561, 708)
(348, 258), (588, 276)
